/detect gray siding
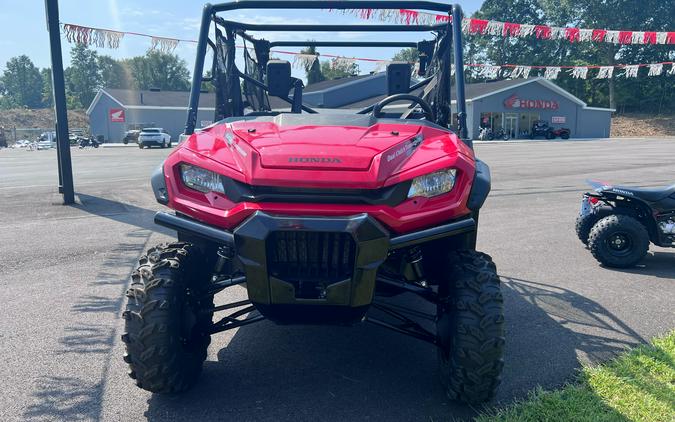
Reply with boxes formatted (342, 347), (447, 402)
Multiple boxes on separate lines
(89, 94), (124, 142)
(122, 108), (215, 141)
(576, 109), (612, 138)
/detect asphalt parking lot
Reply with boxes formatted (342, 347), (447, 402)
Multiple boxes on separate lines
(1, 138), (674, 421)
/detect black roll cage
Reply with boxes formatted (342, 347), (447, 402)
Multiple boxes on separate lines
(185, 1), (469, 146)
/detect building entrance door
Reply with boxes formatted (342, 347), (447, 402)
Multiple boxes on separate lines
(504, 113), (517, 138)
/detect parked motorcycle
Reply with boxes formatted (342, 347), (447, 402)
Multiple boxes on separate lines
(493, 128), (510, 141)
(478, 127), (494, 140)
(79, 136), (100, 149)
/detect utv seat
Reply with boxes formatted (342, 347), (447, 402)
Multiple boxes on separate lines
(615, 184), (675, 202)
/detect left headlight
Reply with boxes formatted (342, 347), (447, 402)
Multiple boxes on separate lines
(407, 168), (457, 198)
(180, 163), (225, 194)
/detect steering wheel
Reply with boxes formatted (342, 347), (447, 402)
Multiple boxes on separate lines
(372, 94), (435, 121)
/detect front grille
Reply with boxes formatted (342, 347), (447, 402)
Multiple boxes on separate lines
(267, 231), (356, 298)
(221, 177), (412, 206)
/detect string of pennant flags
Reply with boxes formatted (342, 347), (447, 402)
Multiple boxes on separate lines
(330, 8), (675, 45)
(60, 23), (675, 80)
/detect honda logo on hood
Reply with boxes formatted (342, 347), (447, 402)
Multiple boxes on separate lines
(288, 157), (342, 164)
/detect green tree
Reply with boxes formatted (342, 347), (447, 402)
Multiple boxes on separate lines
(471, 0), (675, 113)
(545, 0), (675, 112)
(0, 55), (43, 108)
(320, 58), (359, 80)
(469, 0), (561, 72)
(392, 48), (420, 64)
(41, 68), (53, 107)
(125, 51), (190, 91)
(98, 55), (132, 89)
(66, 44), (101, 109)
(300, 45), (324, 85)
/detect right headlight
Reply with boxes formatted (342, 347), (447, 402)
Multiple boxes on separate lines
(180, 163), (225, 194)
(407, 168), (457, 198)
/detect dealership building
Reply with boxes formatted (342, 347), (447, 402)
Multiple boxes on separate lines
(87, 75), (613, 142)
(87, 88), (217, 143)
(341, 75), (614, 139)
(457, 77), (614, 139)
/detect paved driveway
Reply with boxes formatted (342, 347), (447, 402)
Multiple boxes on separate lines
(0, 138), (673, 421)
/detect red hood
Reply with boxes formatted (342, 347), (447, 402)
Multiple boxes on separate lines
(181, 117), (473, 189)
(231, 120), (419, 171)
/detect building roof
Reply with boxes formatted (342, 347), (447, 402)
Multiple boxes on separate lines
(304, 74), (374, 93)
(105, 88), (216, 108)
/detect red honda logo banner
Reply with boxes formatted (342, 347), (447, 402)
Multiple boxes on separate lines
(109, 108), (125, 122)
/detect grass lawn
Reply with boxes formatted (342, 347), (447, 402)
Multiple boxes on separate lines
(477, 330), (675, 422)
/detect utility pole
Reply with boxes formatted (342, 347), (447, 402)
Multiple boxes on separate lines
(44, 0), (75, 204)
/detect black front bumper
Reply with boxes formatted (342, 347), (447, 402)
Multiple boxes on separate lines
(154, 211), (475, 323)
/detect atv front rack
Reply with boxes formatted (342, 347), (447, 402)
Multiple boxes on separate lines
(157, 211), (474, 343)
(155, 212), (476, 252)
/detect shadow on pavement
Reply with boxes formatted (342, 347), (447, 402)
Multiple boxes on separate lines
(496, 276), (645, 406)
(142, 276), (647, 421)
(25, 227), (153, 421)
(604, 251), (675, 279)
(24, 376), (104, 421)
(74, 193), (172, 236)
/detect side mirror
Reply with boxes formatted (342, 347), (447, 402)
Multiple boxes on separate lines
(266, 60), (292, 97)
(386, 62), (412, 95)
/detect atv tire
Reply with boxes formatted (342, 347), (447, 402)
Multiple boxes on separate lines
(588, 215), (649, 268)
(122, 242), (214, 393)
(436, 250), (504, 404)
(575, 207), (612, 245)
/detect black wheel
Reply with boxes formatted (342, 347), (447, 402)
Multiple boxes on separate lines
(168, 141), (172, 148)
(588, 215), (649, 268)
(561, 133), (570, 140)
(122, 242), (214, 393)
(138, 144), (143, 149)
(436, 250), (504, 404)
(546, 131), (554, 140)
(123, 139), (129, 145)
(160, 141), (166, 149)
(575, 207), (612, 245)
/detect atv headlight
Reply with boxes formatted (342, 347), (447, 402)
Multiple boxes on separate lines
(407, 168), (456, 198)
(180, 164), (224, 194)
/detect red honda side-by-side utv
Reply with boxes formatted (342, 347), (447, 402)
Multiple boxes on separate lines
(123, 1), (504, 404)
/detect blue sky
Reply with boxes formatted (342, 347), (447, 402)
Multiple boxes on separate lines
(0, 0), (483, 79)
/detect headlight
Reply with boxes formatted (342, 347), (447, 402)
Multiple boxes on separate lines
(180, 164), (225, 194)
(407, 168), (456, 198)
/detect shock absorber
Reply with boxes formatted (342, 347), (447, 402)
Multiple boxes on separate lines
(212, 245), (234, 281)
(406, 247), (428, 288)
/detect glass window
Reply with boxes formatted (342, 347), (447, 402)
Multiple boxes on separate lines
(480, 112), (504, 130)
(519, 112), (540, 137)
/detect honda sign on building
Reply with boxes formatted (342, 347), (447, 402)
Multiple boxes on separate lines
(109, 108), (125, 122)
(503, 94), (559, 110)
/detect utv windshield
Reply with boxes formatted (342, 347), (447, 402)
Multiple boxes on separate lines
(184, 1), (469, 140)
